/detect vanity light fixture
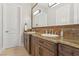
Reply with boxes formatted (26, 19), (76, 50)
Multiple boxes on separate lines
(48, 3), (59, 8)
(33, 9), (41, 16)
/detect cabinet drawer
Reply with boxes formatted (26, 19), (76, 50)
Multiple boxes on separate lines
(38, 38), (57, 53)
(38, 45), (56, 56)
(34, 37), (40, 44)
(39, 38), (45, 44)
(44, 40), (57, 52)
(59, 44), (73, 55)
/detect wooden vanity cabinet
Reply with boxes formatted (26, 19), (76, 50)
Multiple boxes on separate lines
(39, 46), (57, 56)
(58, 44), (73, 56)
(38, 38), (57, 56)
(24, 33), (79, 56)
(30, 35), (40, 56)
(72, 47), (79, 56)
(30, 35), (36, 56)
(30, 35), (57, 56)
(58, 44), (79, 56)
(36, 37), (57, 56)
(37, 44), (56, 56)
(24, 33), (31, 54)
(24, 33), (27, 49)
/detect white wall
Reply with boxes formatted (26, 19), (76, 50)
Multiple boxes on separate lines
(20, 4), (31, 45)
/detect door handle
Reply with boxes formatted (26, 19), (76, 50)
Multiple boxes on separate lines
(5, 31), (9, 33)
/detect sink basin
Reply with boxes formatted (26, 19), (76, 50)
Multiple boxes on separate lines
(41, 34), (59, 38)
(26, 32), (36, 34)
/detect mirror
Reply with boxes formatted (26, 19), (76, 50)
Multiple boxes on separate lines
(32, 3), (48, 27)
(32, 3), (78, 28)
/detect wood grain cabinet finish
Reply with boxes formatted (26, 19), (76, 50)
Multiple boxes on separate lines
(24, 33), (31, 54)
(30, 36), (35, 56)
(30, 36), (40, 56)
(30, 36), (57, 56)
(72, 47), (79, 56)
(24, 33), (79, 56)
(38, 38), (57, 55)
(58, 44), (73, 56)
(24, 33), (27, 49)
(37, 45), (55, 56)
(58, 44), (79, 56)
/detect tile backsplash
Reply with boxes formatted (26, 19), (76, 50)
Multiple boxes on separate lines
(27, 24), (79, 40)
(63, 28), (79, 40)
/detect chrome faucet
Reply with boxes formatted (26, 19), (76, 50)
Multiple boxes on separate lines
(45, 30), (48, 34)
(60, 29), (64, 37)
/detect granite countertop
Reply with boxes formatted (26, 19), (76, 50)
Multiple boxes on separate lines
(24, 32), (79, 49)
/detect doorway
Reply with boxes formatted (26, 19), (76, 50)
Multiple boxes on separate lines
(0, 4), (21, 50)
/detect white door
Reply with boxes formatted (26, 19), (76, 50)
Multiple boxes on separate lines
(0, 4), (3, 50)
(3, 4), (21, 49)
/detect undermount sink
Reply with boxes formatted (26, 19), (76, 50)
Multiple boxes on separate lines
(41, 34), (59, 38)
(26, 32), (36, 34)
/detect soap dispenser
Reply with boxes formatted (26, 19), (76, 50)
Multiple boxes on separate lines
(24, 23), (28, 31)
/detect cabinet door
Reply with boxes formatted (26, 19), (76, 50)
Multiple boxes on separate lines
(38, 45), (54, 56)
(26, 34), (30, 53)
(34, 44), (39, 56)
(24, 33), (31, 54)
(58, 44), (73, 56)
(34, 37), (39, 56)
(30, 36), (35, 56)
(73, 48), (79, 56)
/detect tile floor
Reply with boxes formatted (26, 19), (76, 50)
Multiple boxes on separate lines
(0, 47), (30, 56)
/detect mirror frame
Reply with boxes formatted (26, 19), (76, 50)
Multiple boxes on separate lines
(31, 3), (38, 28)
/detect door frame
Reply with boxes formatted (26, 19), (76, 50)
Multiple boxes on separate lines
(2, 4), (22, 49)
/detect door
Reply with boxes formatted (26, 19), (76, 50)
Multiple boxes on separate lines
(3, 4), (21, 49)
(0, 4), (3, 50)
